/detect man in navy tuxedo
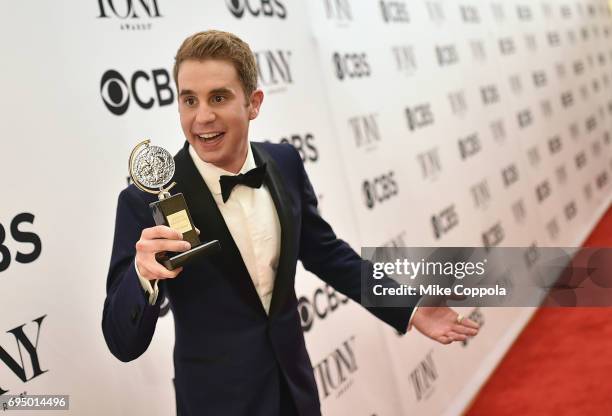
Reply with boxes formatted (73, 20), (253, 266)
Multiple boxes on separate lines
(102, 30), (479, 416)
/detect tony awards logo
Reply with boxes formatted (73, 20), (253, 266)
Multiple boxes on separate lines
(129, 139), (220, 269)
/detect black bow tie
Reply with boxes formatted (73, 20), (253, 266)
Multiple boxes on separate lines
(219, 164), (267, 203)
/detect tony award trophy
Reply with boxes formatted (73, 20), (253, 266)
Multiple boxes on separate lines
(129, 139), (220, 270)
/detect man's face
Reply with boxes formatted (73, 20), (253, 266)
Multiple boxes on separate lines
(177, 59), (263, 173)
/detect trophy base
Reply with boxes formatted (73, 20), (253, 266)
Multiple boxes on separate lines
(156, 240), (221, 271)
(149, 192), (221, 270)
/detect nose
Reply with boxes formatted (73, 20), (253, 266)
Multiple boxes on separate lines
(195, 104), (216, 124)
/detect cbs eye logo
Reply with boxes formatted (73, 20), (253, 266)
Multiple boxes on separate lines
(100, 68), (174, 116)
(100, 70), (129, 116)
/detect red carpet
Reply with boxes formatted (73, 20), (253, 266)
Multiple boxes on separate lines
(465, 204), (612, 416)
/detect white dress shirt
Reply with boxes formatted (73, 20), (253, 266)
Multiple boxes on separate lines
(137, 143), (281, 314)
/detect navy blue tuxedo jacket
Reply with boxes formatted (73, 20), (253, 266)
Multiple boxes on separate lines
(102, 141), (414, 416)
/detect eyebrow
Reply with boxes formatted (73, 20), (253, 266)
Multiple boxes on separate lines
(179, 89), (196, 97)
(209, 87), (234, 97)
(178, 87), (235, 97)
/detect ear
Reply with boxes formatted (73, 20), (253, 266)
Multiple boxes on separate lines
(248, 89), (264, 120)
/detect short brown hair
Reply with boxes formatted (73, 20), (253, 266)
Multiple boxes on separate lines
(173, 30), (258, 99)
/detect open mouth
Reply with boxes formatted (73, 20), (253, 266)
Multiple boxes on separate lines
(197, 132), (225, 143)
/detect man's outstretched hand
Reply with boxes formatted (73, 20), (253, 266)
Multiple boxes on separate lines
(412, 307), (480, 344)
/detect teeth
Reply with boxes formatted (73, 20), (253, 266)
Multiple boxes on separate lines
(198, 132), (222, 140)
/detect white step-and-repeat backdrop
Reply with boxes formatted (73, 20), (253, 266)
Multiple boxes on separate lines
(1, 1), (611, 414)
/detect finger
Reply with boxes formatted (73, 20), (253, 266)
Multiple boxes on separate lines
(142, 225), (183, 240)
(446, 331), (468, 342)
(437, 335), (452, 345)
(458, 317), (480, 329)
(137, 239), (191, 254)
(452, 324), (479, 336)
(195, 227), (200, 235)
(144, 261), (183, 280)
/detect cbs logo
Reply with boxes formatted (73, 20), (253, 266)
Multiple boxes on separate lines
(333, 52), (371, 80)
(362, 171), (398, 209)
(297, 285), (349, 332)
(225, 0), (286, 19)
(100, 68), (174, 116)
(279, 134), (319, 163)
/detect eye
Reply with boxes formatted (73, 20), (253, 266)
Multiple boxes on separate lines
(212, 95), (225, 104)
(184, 97), (196, 106)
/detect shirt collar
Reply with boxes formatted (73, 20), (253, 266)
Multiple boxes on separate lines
(188, 142), (256, 195)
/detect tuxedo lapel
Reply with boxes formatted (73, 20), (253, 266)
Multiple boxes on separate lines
(173, 142), (267, 317)
(251, 142), (297, 317)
